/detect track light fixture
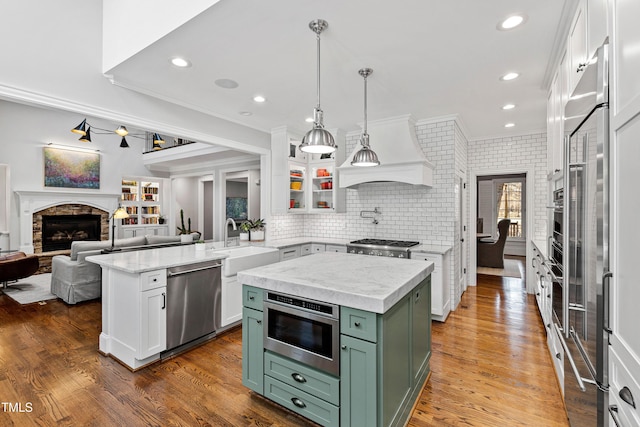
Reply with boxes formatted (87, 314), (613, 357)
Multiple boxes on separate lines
(70, 118), (155, 148)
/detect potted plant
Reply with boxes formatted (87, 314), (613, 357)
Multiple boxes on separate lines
(194, 239), (206, 250)
(249, 218), (266, 242)
(239, 221), (251, 241)
(176, 209), (200, 242)
(158, 215), (166, 224)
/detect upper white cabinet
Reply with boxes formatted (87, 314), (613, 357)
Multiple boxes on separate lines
(568, 2), (588, 96)
(271, 126), (346, 214)
(547, 0), (608, 177)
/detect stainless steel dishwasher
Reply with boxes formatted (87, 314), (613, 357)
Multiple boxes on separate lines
(165, 260), (222, 354)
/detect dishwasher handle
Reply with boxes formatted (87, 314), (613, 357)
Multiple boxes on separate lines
(167, 263), (222, 277)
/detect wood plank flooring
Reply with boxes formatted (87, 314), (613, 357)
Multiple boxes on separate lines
(0, 268), (569, 426)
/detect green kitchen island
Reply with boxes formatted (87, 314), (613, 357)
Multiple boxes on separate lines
(237, 252), (434, 427)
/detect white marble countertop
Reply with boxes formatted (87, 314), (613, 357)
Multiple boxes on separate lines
(86, 245), (228, 274)
(411, 244), (453, 255)
(237, 252), (434, 314)
(264, 237), (351, 249)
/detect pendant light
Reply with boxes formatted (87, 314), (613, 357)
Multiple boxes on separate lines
(351, 68), (380, 167)
(300, 19), (336, 154)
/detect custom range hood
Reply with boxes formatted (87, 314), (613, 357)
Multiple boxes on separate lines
(338, 115), (434, 188)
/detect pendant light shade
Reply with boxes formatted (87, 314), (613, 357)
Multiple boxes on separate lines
(79, 127), (92, 143)
(300, 19), (336, 154)
(153, 133), (165, 144)
(119, 136), (130, 148)
(71, 119), (87, 136)
(352, 68), (380, 167)
(115, 125), (128, 136)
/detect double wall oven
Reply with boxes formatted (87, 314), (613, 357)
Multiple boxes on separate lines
(551, 188), (565, 329)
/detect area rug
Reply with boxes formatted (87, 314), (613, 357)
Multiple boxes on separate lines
(477, 258), (522, 278)
(1, 273), (57, 305)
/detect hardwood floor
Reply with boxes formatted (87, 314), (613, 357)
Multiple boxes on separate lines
(0, 269), (568, 426)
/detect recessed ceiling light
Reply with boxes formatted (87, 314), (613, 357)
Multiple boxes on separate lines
(215, 79), (239, 89)
(500, 72), (520, 81)
(505, 123), (515, 128)
(170, 57), (192, 68)
(497, 14), (527, 30)
(253, 95), (266, 103)
(305, 117), (314, 123)
(502, 104), (516, 110)
(239, 111), (253, 116)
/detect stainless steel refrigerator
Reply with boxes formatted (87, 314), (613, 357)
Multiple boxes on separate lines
(560, 41), (610, 426)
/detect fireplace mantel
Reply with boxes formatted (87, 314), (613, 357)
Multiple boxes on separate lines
(15, 190), (121, 253)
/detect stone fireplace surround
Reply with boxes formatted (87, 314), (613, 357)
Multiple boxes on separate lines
(15, 190), (121, 254)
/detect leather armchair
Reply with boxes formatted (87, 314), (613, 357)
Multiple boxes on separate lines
(0, 252), (40, 288)
(477, 219), (512, 268)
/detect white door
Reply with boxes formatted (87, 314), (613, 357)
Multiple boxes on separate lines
(456, 173), (467, 292)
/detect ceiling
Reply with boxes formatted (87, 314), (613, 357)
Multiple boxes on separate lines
(107, 0), (567, 154)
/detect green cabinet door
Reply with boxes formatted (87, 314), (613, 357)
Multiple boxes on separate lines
(242, 307), (264, 393)
(412, 276), (431, 382)
(340, 334), (377, 427)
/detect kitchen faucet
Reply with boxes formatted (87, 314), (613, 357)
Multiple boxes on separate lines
(224, 218), (237, 247)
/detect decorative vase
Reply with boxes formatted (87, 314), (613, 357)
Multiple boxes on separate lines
(180, 234), (193, 243)
(239, 232), (249, 241)
(250, 229), (264, 242)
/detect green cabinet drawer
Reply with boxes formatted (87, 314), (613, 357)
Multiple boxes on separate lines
(264, 351), (340, 406)
(264, 376), (339, 427)
(242, 285), (263, 310)
(341, 306), (378, 343)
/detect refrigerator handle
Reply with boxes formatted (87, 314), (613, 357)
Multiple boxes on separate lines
(554, 323), (587, 392)
(603, 271), (613, 334)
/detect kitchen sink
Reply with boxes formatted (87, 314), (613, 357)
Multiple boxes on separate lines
(213, 245), (280, 277)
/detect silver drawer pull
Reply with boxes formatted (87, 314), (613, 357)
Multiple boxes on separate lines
(608, 405), (621, 427)
(620, 386), (636, 408)
(249, 296), (255, 300)
(341, 345), (347, 350)
(291, 373), (307, 383)
(291, 397), (306, 409)
(354, 322), (361, 327)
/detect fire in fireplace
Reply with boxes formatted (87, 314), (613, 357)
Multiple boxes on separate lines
(42, 214), (101, 252)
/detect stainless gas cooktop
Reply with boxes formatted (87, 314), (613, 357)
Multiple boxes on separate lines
(347, 239), (420, 258)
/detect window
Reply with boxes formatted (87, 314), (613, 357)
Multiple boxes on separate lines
(495, 179), (525, 239)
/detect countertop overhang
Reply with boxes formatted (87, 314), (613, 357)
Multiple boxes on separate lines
(86, 245), (228, 274)
(237, 252), (434, 314)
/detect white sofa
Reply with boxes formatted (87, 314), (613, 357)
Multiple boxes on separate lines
(50, 234), (198, 304)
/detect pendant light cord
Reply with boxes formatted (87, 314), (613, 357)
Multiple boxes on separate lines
(363, 73), (368, 136)
(316, 31), (321, 112)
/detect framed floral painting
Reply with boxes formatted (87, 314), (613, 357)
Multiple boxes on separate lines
(43, 147), (100, 189)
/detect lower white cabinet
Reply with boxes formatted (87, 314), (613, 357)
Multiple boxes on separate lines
(280, 246), (301, 261)
(139, 286), (167, 359)
(121, 225), (169, 238)
(279, 243), (347, 261)
(410, 250), (450, 321)
(100, 267), (167, 369)
(221, 275), (242, 328)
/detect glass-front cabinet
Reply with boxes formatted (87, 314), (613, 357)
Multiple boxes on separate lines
(271, 127), (346, 214)
(311, 163), (335, 211)
(289, 162), (306, 211)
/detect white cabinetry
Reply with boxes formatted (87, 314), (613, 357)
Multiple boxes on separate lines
(568, 1), (588, 95)
(279, 246), (301, 261)
(271, 127), (346, 214)
(100, 267), (167, 369)
(410, 250), (450, 322)
(221, 275), (242, 328)
(610, 0), (640, 422)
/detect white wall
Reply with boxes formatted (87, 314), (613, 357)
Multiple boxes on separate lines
(103, 0), (219, 73)
(0, 100), (162, 248)
(0, 0), (269, 154)
(172, 176), (200, 234)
